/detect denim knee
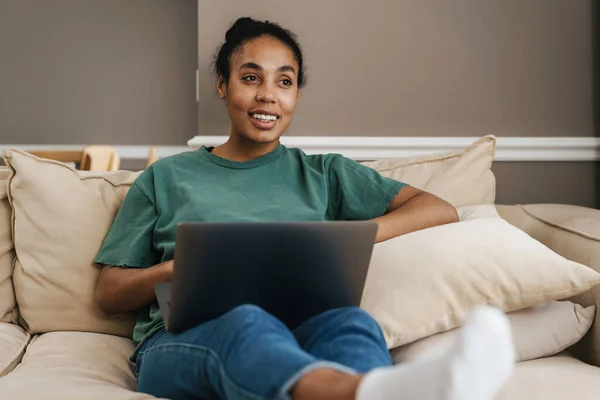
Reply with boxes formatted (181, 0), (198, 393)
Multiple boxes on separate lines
(328, 307), (384, 336)
(334, 307), (379, 325)
(220, 304), (279, 329)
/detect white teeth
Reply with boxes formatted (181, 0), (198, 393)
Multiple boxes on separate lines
(251, 113), (277, 121)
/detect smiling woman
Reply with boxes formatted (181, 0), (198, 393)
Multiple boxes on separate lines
(93, 16), (494, 400)
(210, 17), (306, 160)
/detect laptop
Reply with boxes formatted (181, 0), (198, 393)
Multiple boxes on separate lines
(155, 221), (378, 333)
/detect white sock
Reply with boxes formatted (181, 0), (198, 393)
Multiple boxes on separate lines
(356, 306), (515, 400)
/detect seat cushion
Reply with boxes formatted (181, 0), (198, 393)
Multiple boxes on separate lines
(2, 334), (598, 400)
(497, 203), (600, 367)
(0, 168), (17, 323)
(496, 354), (600, 399)
(0, 322), (29, 376)
(362, 135), (496, 208)
(0, 331), (164, 399)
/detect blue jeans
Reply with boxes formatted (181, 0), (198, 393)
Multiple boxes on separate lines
(136, 305), (392, 400)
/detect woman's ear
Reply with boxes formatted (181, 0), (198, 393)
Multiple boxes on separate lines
(217, 76), (227, 99)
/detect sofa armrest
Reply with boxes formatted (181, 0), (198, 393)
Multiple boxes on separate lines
(496, 204), (600, 367)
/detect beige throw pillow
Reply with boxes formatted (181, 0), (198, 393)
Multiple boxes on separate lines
(391, 301), (596, 364)
(3, 149), (141, 337)
(360, 217), (600, 349)
(456, 204), (501, 220)
(362, 135), (496, 208)
(0, 169), (17, 324)
(0, 322), (30, 376)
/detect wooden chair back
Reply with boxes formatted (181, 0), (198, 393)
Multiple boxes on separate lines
(28, 146), (120, 171)
(80, 146), (120, 171)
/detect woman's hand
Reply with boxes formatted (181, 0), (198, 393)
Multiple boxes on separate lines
(95, 258), (175, 315)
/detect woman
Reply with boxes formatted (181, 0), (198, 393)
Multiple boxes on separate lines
(94, 17), (513, 400)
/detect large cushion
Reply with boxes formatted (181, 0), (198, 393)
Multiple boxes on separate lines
(0, 322), (29, 377)
(360, 207), (600, 349)
(0, 168), (17, 323)
(391, 301), (596, 363)
(497, 203), (600, 367)
(363, 135), (496, 207)
(2, 149), (140, 336)
(495, 354), (600, 399)
(0, 331), (163, 399)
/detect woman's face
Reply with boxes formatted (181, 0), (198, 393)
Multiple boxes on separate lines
(218, 35), (300, 145)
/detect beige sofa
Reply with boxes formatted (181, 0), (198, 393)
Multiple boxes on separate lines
(1, 138), (600, 399)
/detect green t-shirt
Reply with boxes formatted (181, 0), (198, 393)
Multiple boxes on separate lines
(94, 144), (406, 360)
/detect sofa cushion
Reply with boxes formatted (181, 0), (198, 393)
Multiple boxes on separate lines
(0, 322), (29, 377)
(0, 168), (17, 323)
(495, 353), (600, 400)
(497, 203), (600, 367)
(362, 135), (496, 208)
(360, 207), (600, 349)
(391, 301), (596, 363)
(0, 331), (163, 399)
(522, 204), (600, 240)
(2, 149), (140, 336)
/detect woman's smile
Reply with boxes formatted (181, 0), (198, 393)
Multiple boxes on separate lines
(248, 109), (280, 130)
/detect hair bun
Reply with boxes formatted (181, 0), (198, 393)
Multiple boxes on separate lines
(225, 17), (256, 42)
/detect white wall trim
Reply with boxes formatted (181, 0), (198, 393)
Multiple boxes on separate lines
(0, 145), (191, 161)
(187, 136), (600, 162)
(2, 136), (599, 162)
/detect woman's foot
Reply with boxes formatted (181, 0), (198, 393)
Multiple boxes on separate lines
(356, 306), (515, 400)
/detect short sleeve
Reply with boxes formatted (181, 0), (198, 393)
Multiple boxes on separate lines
(326, 155), (407, 221)
(94, 177), (159, 269)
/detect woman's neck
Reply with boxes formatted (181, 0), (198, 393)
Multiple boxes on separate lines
(212, 133), (280, 162)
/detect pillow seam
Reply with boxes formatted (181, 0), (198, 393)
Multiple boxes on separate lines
(3, 148), (135, 189)
(520, 205), (600, 242)
(371, 135), (496, 172)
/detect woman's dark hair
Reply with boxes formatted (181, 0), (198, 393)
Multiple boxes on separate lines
(213, 17), (307, 88)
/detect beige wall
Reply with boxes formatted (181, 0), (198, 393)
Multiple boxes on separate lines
(0, 0), (197, 145)
(198, 0), (594, 138)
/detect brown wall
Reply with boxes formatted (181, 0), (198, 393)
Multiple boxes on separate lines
(0, 1), (596, 207)
(198, 0), (597, 208)
(594, 0), (600, 209)
(0, 0), (197, 145)
(198, 0), (594, 138)
(493, 162), (597, 207)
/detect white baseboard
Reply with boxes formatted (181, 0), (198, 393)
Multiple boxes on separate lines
(0, 145), (191, 162)
(2, 136), (599, 162)
(187, 136), (600, 162)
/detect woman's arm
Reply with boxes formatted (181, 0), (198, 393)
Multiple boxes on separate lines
(94, 260), (173, 316)
(373, 186), (459, 243)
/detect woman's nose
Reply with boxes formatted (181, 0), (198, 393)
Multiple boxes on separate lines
(256, 85), (276, 103)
